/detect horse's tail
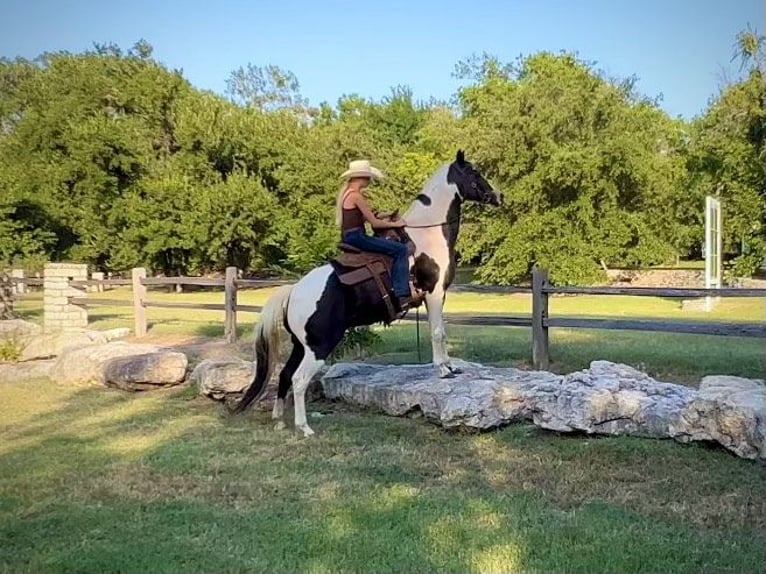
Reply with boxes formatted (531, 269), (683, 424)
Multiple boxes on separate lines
(229, 284), (293, 413)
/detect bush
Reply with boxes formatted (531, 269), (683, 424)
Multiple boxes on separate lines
(0, 337), (23, 362)
(329, 326), (382, 362)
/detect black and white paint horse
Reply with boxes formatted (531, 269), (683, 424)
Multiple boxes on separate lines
(232, 150), (501, 436)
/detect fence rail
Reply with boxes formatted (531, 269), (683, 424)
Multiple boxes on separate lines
(545, 317), (765, 337)
(545, 285), (766, 297)
(12, 265), (763, 370)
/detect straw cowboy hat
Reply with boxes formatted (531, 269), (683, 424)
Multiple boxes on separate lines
(340, 159), (385, 180)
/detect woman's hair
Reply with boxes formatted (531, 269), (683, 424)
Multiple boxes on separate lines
(335, 183), (350, 227)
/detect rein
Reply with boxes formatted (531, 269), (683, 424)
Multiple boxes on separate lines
(404, 217), (461, 229)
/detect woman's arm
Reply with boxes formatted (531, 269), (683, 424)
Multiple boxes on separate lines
(350, 194), (405, 228)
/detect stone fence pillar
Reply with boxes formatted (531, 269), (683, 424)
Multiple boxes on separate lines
(44, 263), (88, 332)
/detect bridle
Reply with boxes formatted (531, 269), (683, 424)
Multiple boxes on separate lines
(405, 164), (497, 229)
(383, 163), (497, 231)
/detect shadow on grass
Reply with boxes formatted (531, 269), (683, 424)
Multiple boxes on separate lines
(1, 378), (765, 573)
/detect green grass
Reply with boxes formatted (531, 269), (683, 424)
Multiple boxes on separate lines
(5, 283), (766, 572)
(1, 379), (765, 574)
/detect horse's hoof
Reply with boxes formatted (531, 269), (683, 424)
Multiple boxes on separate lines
(298, 424), (315, 438)
(447, 365), (463, 375)
(274, 421), (286, 431)
(437, 365), (456, 379)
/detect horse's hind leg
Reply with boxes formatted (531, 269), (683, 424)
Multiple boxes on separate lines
(273, 336), (303, 430)
(292, 349), (325, 437)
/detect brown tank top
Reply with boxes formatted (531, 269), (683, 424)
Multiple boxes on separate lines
(341, 191), (365, 231)
(341, 206), (365, 231)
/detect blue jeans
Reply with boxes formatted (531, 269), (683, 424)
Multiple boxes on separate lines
(342, 228), (409, 297)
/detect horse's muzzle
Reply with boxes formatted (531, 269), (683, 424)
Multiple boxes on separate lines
(485, 191), (503, 206)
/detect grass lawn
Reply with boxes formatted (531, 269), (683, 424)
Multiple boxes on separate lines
(4, 282), (765, 572)
(1, 379), (765, 574)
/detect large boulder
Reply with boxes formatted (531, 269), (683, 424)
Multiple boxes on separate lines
(190, 359), (255, 400)
(191, 359), (325, 408)
(19, 327), (131, 361)
(20, 329), (108, 361)
(50, 342), (167, 386)
(0, 319), (42, 350)
(103, 352), (188, 391)
(533, 361), (696, 437)
(321, 360), (766, 460)
(681, 375), (766, 459)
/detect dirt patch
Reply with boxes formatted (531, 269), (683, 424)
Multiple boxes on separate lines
(605, 269), (705, 288)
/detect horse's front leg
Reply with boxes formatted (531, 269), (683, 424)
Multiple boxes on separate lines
(424, 290), (460, 378)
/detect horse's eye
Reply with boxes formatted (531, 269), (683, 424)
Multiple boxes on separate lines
(471, 181), (477, 189)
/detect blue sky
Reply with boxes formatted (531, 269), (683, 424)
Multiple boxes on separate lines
(1, 0), (763, 119)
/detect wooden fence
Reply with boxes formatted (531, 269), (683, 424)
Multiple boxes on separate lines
(11, 266), (766, 369)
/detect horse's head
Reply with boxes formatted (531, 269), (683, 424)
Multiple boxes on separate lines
(446, 150), (503, 206)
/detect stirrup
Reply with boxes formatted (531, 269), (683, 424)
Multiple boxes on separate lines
(394, 296), (410, 319)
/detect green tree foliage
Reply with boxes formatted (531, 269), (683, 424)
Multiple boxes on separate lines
(453, 52), (689, 284)
(0, 34), (762, 285)
(685, 29), (765, 278)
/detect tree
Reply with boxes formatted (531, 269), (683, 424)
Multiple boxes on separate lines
(686, 60), (764, 277)
(453, 52), (688, 284)
(225, 63), (308, 113)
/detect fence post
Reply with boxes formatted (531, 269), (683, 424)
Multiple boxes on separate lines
(224, 266), (238, 344)
(532, 266), (550, 370)
(11, 269), (24, 294)
(132, 267), (147, 337)
(91, 271), (105, 293)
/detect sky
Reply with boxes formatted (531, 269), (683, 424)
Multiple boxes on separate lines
(1, 0), (763, 120)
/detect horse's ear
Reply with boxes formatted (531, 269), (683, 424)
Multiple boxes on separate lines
(456, 149), (465, 164)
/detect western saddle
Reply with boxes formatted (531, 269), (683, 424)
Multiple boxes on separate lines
(330, 237), (422, 323)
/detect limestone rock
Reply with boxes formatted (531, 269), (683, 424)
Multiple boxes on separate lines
(322, 359), (552, 429)
(19, 327), (132, 361)
(20, 329), (108, 361)
(534, 361), (695, 437)
(0, 319), (42, 349)
(101, 328), (131, 341)
(103, 352), (188, 391)
(680, 375), (766, 459)
(190, 359), (255, 400)
(192, 359), (326, 408)
(321, 359), (766, 460)
(50, 342), (165, 386)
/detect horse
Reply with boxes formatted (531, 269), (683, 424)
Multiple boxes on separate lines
(231, 150), (502, 436)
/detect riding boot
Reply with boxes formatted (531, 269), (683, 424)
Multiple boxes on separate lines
(408, 280), (426, 308)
